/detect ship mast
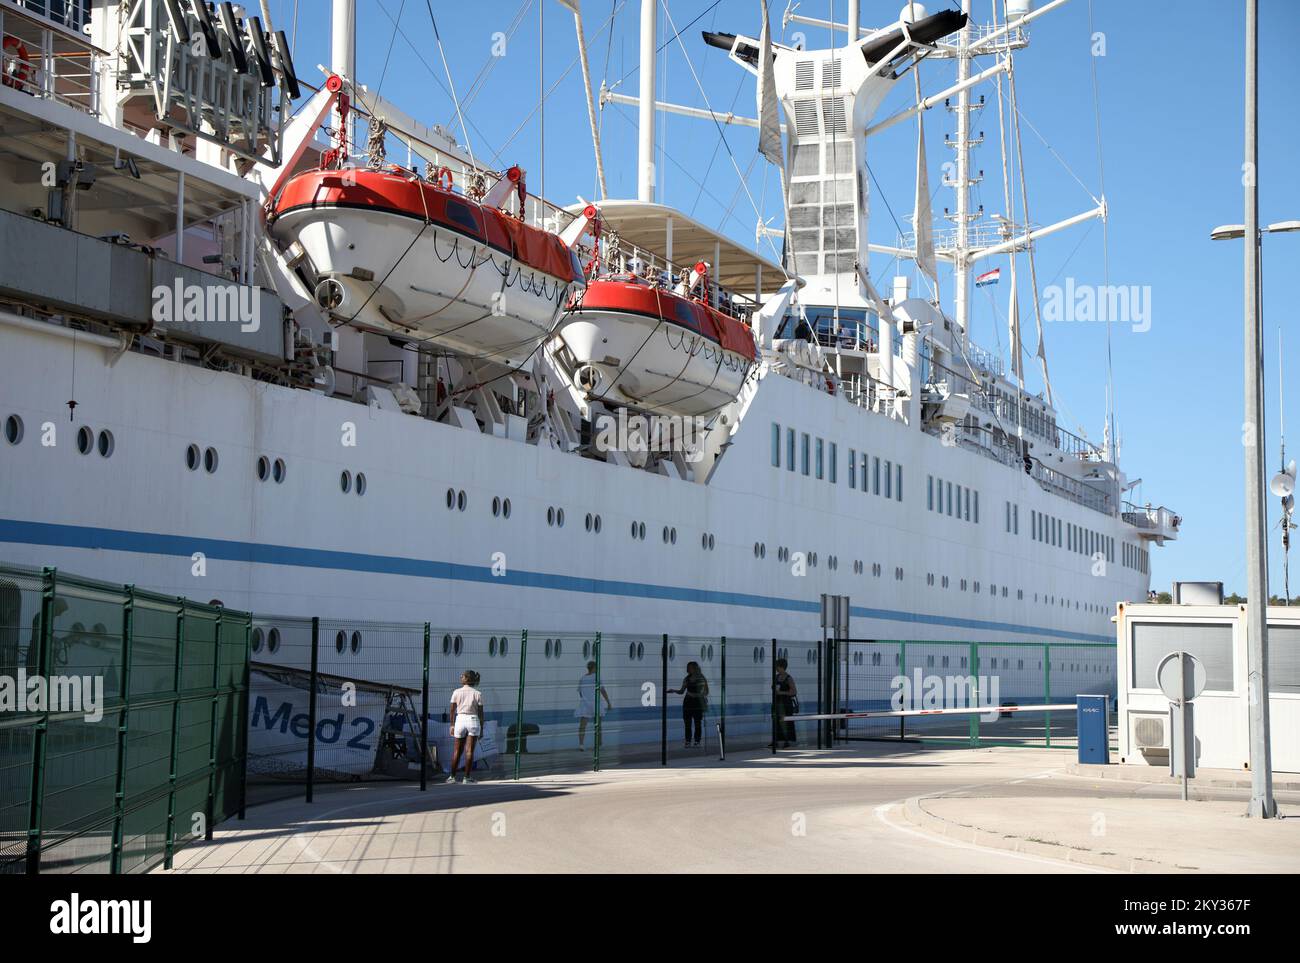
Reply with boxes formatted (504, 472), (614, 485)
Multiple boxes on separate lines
(332, 0), (356, 155)
(950, 0), (972, 356)
(637, 0), (656, 202)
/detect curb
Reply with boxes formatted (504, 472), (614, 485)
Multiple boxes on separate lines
(900, 796), (1181, 874)
(1065, 762), (1300, 792)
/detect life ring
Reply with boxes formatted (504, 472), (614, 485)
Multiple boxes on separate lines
(433, 166), (453, 191)
(2, 37), (33, 93)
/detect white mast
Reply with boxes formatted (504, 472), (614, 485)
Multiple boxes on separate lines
(950, 0), (972, 354)
(331, 0), (356, 154)
(637, 0), (656, 202)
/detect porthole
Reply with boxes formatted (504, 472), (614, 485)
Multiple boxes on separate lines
(267, 627), (281, 654)
(670, 527), (677, 545)
(638, 522), (646, 540)
(490, 636), (498, 656)
(341, 470), (352, 493)
(702, 533), (709, 550)
(204, 447), (219, 473)
(503, 498), (512, 518)
(583, 640), (591, 659)
(708, 533), (715, 550)
(493, 497), (502, 517)
(555, 638), (562, 658)
(356, 473), (366, 496)
(668, 643), (675, 660)
(548, 507), (556, 527)
(273, 458), (286, 483)
(707, 644), (714, 660)
(257, 456), (270, 481)
(186, 443), (200, 470)
(500, 637), (509, 657)
(97, 430), (114, 458)
(556, 508), (565, 527)
(3, 415), (22, 445)
(335, 630), (346, 653)
(457, 490), (467, 511)
(631, 521), (639, 538)
(447, 488), (456, 509)
(76, 425), (93, 455)
(636, 642), (644, 660)
(251, 628), (264, 653)
(628, 642), (636, 660)
(350, 631), (361, 653)
(663, 526), (671, 544)
(754, 542), (760, 558)
(586, 512), (593, 532)
(700, 644), (707, 660)
(753, 646), (759, 663)
(545, 638), (553, 658)
(594, 514), (601, 533)
(442, 633), (452, 655)
(453, 634), (463, 655)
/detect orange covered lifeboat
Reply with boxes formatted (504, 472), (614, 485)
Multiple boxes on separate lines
(269, 166), (586, 367)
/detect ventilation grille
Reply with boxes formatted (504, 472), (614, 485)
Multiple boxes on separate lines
(792, 101), (820, 137)
(794, 60), (815, 91)
(822, 99), (847, 134)
(822, 58), (842, 89)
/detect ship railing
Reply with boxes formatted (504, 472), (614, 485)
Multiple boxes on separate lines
(1121, 502), (1182, 535)
(1, 0), (103, 118)
(586, 238), (763, 320)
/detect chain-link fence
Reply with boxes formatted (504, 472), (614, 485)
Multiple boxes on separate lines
(0, 564), (251, 876)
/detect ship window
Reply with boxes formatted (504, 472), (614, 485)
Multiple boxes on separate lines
(356, 473), (367, 496)
(548, 507), (556, 527)
(267, 628), (281, 654)
(771, 422), (781, 467)
(457, 490), (467, 511)
(883, 460), (892, 499)
(786, 428), (795, 472)
(504, 498), (512, 519)
(3, 415), (22, 445)
(929, 476), (935, 511)
(815, 437), (824, 479)
(829, 442), (838, 483)
(97, 430), (114, 458)
(251, 628), (264, 653)
(257, 456), (270, 481)
(341, 471), (352, 493)
(336, 631), (346, 653)
(896, 464), (902, 502)
(495, 497), (503, 517)
(273, 458), (286, 483)
(443, 634), (452, 654)
(76, 425), (93, 455)
(801, 433), (810, 476)
(946, 481), (953, 515)
(204, 447), (218, 473)
(873, 457), (880, 495)
(489, 636), (498, 657)
(447, 488), (456, 509)
(849, 449), (857, 488)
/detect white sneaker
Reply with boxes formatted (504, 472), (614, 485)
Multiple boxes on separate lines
(445, 775), (457, 784)
(462, 776), (477, 784)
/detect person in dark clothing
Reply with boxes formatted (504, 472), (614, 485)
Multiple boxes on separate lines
(669, 661), (709, 748)
(772, 658), (798, 748)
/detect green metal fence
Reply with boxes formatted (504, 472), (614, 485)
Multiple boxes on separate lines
(835, 639), (1118, 748)
(0, 564), (251, 875)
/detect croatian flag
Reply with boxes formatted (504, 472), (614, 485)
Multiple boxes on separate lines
(975, 268), (1000, 288)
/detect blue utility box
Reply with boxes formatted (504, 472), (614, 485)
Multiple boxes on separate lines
(1076, 694), (1109, 764)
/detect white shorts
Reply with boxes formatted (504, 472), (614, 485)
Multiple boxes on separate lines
(453, 715), (482, 739)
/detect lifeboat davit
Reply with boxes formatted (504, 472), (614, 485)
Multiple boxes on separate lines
(269, 166), (587, 366)
(560, 268), (758, 417)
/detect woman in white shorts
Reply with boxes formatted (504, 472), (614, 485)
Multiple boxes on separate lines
(447, 670), (484, 783)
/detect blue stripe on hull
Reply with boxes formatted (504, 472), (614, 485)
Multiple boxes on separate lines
(0, 519), (1114, 643)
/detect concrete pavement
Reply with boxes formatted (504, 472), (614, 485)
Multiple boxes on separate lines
(163, 743), (1300, 874)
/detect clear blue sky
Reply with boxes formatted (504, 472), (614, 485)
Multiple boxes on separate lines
(277, 0), (1300, 598)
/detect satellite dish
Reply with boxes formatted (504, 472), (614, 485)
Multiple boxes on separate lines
(1270, 469), (1296, 498)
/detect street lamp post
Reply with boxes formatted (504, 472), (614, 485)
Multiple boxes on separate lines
(1207, 0), (1292, 819)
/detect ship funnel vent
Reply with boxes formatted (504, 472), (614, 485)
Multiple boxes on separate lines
(822, 59), (842, 90)
(793, 101), (820, 136)
(795, 61), (815, 90)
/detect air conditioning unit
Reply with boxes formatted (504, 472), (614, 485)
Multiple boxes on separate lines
(1130, 712), (1169, 752)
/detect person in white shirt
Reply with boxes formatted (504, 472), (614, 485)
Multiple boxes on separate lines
(575, 661), (612, 750)
(447, 670), (484, 784)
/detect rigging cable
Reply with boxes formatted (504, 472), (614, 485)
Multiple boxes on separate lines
(426, 1), (478, 172)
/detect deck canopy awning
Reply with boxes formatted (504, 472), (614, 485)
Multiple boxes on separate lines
(565, 199), (785, 301)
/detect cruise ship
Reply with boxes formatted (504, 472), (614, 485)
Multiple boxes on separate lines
(0, 0), (1179, 673)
